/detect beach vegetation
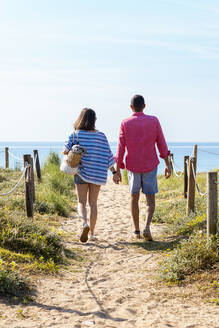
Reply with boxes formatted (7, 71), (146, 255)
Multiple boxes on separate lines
(155, 172), (219, 302)
(0, 152), (84, 299)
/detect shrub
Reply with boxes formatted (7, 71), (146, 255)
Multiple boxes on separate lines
(0, 264), (30, 297)
(44, 152), (60, 167)
(34, 199), (54, 214)
(36, 190), (72, 217)
(160, 231), (219, 282)
(0, 216), (64, 262)
(0, 174), (7, 183)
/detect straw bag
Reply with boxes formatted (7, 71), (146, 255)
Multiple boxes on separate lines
(60, 131), (86, 175)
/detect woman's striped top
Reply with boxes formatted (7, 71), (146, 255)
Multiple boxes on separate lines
(64, 130), (115, 185)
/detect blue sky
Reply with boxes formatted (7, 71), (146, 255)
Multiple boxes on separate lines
(0, 0), (219, 142)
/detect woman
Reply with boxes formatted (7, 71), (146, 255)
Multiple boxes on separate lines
(63, 108), (120, 243)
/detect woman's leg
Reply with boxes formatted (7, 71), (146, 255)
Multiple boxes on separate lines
(88, 184), (101, 236)
(75, 183), (89, 225)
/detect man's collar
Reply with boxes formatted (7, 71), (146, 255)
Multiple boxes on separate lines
(132, 112), (145, 116)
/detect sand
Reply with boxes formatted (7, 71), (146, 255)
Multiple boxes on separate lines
(0, 180), (218, 328)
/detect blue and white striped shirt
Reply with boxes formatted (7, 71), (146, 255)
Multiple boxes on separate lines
(64, 130), (115, 185)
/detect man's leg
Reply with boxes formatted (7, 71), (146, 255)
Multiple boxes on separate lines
(130, 193), (140, 231)
(145, 194), (155, 228)
(142, 194), (155, 240)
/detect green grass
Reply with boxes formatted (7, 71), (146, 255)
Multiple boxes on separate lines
(155, 172), (219, 287)
(160, 232), (219, 282)
(35, 151), (76, 217)
(0, 264), (31, 298)
(0, 215), (64, 262)
(0, 152), (84, 299)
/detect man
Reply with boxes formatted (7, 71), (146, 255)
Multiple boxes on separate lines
(115, 95), (171, 240)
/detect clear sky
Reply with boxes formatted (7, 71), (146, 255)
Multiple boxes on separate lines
(0, 0), (219, 142)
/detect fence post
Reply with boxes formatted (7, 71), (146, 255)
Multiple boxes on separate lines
(30, 156), (35, 202)
(5, 147), (9, 169)
(184, 155), (189, 198)
(186, 157), (196, 214)
(33, 150), (41, 182)
(207, 172), (218, 239)
(23, 154), (33, 218)
(193, 144), (198, 173)
(169, 153), (173, 173)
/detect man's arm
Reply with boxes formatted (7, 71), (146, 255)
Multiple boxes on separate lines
(115, 123), (126, 182)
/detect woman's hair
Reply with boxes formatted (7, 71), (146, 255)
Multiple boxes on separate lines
(74, 108), (96, 131)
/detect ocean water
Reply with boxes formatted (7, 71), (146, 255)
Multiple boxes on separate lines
(0, 141), (219, 174)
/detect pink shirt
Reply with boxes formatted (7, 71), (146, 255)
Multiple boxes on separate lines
(115, 112), (170, 173)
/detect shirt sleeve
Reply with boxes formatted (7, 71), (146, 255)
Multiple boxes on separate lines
(115, 122), (126, 169)
(156, 119), (170, 159)
(63, 133), (74, 151)
(104, 134), (115, 168)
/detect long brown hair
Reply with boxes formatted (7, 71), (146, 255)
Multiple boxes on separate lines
(74, 108), (96, 131)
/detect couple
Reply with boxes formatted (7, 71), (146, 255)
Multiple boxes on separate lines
(63, 95), (171, 243)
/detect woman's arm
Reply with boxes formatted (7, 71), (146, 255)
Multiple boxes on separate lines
(62, 133), (74, 154)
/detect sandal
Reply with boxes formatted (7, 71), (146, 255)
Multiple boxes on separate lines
(80, 223), (90, 243)
(133, 230), (141, 239)
(143, 227), (153, 241)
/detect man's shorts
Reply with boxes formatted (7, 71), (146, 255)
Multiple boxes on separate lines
(74, 174), (87, 185)
(128, 168), (158, 195)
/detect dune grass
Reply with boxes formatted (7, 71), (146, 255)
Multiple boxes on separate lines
(155, 172), (219, 293)
(0, 152), (82, 299)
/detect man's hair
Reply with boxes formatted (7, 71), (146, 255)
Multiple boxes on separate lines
(131, 95), (145, 112)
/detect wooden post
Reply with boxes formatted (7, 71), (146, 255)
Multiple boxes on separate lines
(33, 150), (41, 182)
(193, 144), (198, 173)
(186, 157), (196, 214)
(207, 172), (218, 239)
(30, 156), (35, 202)
(184, 156), (189, 198)
(5, 147), (9, 169)
(23, 154), (33, 218)
(169, 153), (173, 173)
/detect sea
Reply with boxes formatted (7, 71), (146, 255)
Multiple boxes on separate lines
(0, 141), (219, 175)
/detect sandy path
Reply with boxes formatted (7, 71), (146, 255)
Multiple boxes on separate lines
(0, 181), (218, 328)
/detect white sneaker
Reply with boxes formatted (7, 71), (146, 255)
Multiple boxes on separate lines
(89, 235), (98, 241)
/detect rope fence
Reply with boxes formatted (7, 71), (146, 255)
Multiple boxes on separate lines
(0, 149), (42, 218)
(8, 150), (23, 162)
(0, 165), (29, 196)
(0, 145), (218, 236)
(191, 161), (207, 196)
(170, 156), (183, 177)
(199, 149), (219, 156)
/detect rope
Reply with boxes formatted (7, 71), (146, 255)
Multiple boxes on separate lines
(0, 165), (30, 196)
(8, 150), (23, 162)
(191, 160), (207, 196)
(170, 157), (183, 177)
(199, 149), (219, 156)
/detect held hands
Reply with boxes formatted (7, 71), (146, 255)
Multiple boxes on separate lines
(113, 172), (122, 184)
